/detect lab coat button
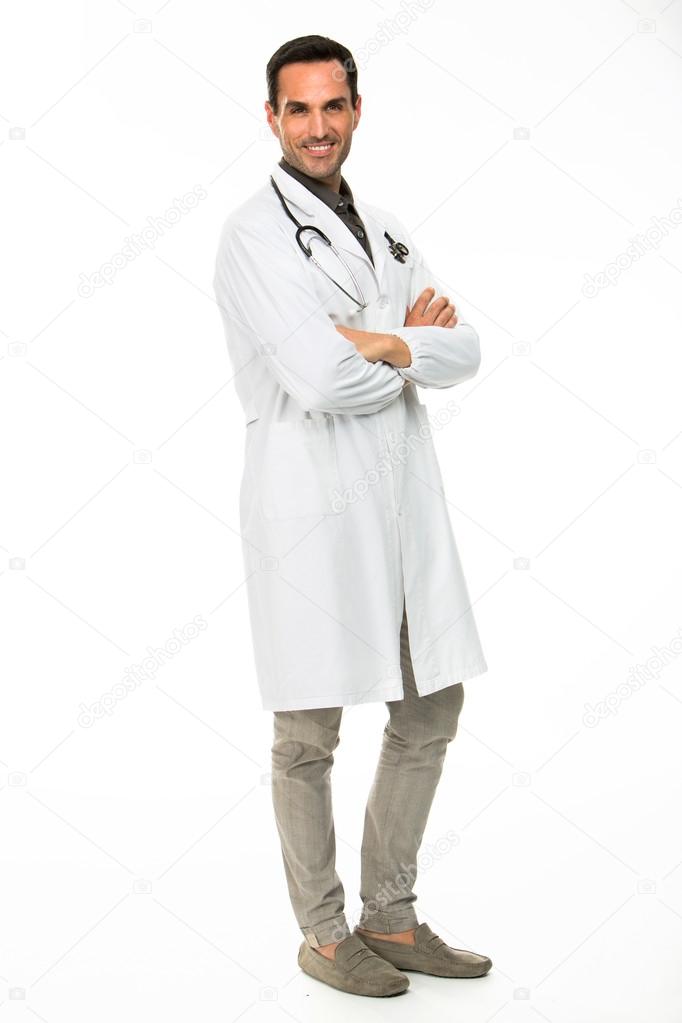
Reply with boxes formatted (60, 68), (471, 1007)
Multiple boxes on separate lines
(377, 294), (389, 308)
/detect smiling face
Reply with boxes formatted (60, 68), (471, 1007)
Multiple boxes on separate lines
(265, 59), (361, 190)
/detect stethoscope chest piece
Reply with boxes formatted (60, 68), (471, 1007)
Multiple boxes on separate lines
(384, 230), (409, 263)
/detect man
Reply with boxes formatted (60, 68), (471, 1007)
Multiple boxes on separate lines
(213, 34), (491, 997)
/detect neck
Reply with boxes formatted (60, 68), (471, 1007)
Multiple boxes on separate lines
(282, 156), (342, 193)
(319, 171), (342, 192)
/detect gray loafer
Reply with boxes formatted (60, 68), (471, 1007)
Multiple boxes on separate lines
(353, 922), (492, 978)
(298, 933), (410, 996)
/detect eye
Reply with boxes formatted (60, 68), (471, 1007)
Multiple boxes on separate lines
(327, 102), (342, 110)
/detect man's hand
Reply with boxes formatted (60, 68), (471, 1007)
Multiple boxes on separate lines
(335, 325), (411, 367)
(334, 287), (459, 391)
(405, 287), (457, 328)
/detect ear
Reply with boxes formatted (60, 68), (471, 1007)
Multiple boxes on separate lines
(264, 101), (279, 138)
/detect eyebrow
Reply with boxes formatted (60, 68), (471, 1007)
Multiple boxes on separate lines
(283, 96), (349, 111)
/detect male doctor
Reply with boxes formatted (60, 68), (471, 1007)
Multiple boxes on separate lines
(213, 34), (492, 998)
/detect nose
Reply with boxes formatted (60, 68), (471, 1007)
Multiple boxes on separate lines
(307, 108), (329, 140)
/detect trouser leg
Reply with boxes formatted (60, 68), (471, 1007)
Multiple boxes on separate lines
(271, 705), (350, 948)
(358, 601), (465, 933)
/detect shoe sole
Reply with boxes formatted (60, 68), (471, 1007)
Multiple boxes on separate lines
(391, 962), (492, 977)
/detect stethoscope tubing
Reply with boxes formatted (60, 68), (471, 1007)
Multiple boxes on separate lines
(297, 226), (368, 309)
(270, 175), (409, 311)
(270, 176), (367, 308)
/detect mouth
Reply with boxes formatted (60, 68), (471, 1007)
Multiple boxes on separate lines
(302, 141), (336, 157)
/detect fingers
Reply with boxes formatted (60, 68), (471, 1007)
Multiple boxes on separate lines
(427, 296), (449, 322)
(426, 294), (457, 326)
(407, 289), (459, 328)
(434, 303), (457, 327)
(413, 287), (436, 317)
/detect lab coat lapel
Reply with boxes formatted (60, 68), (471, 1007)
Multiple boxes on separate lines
(352, 199), (387, 288)
(270, 163), (385, 299)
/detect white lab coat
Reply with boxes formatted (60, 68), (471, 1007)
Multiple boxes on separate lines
(213, 161), (487, 711)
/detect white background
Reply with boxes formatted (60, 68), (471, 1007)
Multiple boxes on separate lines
(2, 0), (682, 1020)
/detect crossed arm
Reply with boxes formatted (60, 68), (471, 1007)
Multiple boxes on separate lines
(337, 212), (482, 390)
(335, 247), (480, 391)
(214, 217), (480, 411)
(335, 287), (459, 371)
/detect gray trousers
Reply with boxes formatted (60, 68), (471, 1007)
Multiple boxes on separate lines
(270, 602), (465, 948)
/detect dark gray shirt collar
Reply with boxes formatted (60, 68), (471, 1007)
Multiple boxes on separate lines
(277, 156), (375, 267)
(278, 156), (357, 213)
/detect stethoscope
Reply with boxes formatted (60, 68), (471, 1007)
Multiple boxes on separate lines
(270, 176), (409, 310)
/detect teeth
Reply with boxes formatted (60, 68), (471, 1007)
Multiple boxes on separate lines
(306, 144), (333, 150)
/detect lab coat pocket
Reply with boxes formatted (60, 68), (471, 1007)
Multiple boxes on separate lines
(259, 418), (340, 519)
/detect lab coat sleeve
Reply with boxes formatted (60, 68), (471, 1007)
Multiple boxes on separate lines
(385, 222), (481, 390)
(213, 218), (407, 416)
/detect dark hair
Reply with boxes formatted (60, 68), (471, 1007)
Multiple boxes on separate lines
(266, 35), (358, 114)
